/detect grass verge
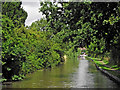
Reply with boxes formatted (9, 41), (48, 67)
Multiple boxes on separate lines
(87, 56), (120, 79)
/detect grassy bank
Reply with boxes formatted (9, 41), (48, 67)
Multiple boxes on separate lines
(87, 56), (120, 79)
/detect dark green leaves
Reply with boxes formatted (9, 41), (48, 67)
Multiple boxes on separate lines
(2, 2), (27, 26)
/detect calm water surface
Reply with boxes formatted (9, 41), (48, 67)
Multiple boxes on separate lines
(3, 57), (119, 88)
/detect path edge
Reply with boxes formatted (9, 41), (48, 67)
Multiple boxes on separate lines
(87, 57), (120, 85)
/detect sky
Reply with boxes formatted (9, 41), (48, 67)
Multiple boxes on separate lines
(20, 0), (44, 26)
(20, 0), (70, 26)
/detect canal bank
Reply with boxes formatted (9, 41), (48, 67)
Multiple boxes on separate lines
(2, 57), (119, 88)
(87, 57), (120, 85)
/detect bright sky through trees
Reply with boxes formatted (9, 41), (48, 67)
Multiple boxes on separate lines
(20, 0), (43, 26)
(20, 0), (70, 26)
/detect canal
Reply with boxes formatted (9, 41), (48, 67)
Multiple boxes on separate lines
(3, 57), (119, 88)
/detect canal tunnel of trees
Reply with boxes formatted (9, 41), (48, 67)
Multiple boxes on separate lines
(1, 1), (120, 84)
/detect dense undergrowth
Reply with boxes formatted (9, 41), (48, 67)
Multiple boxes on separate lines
(2, 15), (64, 81)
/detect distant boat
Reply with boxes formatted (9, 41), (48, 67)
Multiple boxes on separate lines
(80, 55), (87, 57)
(79, 55), (87, 59)
(78, 55), (87, 59)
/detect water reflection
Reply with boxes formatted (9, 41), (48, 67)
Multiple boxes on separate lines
(72, 59), (94, 88)
(3, 57), (119, 88)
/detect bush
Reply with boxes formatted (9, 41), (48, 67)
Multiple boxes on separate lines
(2, 16), (64, 81)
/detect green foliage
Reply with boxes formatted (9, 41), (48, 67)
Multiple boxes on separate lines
(2, 15), (27, 80)
(66, 46), (78, 60)
(87, 38), (105, 57)
(2, 2), (64, 81)
(1, 2), (28, 80)
(29, 18), (48, 31)
(2, 18), (64, 80)
(40, 2), (120, 67)
(12, 75), (23, 81)
(2, 1), (27, 26)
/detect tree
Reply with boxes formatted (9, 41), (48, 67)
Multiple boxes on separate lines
(2, 1), (27, 26)
(29, 18), (48, 31)
(40, 2), (120, 51)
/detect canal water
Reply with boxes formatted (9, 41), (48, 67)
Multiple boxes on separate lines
(3, 57), (119, 88)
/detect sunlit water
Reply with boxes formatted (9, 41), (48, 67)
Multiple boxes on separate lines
(3, 57), (119, 88)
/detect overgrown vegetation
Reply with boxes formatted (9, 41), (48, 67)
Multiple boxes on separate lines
(2, 1), (120, 81)
(2, 2), (64, 81)
(39, 1), (120, 73)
